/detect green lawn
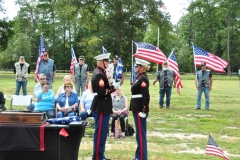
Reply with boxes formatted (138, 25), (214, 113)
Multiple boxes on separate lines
(1, 73), (240, 160)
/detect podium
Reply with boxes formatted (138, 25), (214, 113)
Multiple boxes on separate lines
(0, 112), (87, 160)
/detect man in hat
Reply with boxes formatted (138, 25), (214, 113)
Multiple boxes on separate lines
(34, 51), (56, 86)
(14, 56), (31, 95)
(130, 57), (150, 160)
(91, 52), (117, 160)
(72, 55), (89, 97)
(153, 61), (176, 108)
(113, 55), (124, 85)
(195, 61), (212, 110)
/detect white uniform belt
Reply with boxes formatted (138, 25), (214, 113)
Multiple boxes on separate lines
(132, 94), (142, 98)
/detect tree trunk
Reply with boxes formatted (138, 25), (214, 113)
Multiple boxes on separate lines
(114, 1), (122, 56)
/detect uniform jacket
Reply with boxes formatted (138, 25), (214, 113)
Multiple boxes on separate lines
(130, 73), (150, 113)
(91, 66), (115, 114)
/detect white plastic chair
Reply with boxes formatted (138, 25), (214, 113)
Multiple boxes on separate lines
(10, 95), (32, 110)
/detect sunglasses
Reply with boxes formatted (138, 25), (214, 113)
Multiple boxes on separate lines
(40, 78), (46, 80)
(66, 86), (73, 88)
(43, 55), (48, 57)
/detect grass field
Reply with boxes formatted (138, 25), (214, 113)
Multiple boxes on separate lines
(1, 72), (240, 160)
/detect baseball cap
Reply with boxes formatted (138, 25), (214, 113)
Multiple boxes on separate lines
(19, 56), (24, 59)
(201, 62), (206, 66)
(114, 55), (119, 60)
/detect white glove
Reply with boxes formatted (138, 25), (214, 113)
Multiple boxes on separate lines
(138, 112), (146, 118)
(87, 110), (91, 115)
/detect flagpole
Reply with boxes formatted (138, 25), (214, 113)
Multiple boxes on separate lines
(192, 42), (197, 73)
(157, 27), (160, 73)
(131, 40), (134, 84)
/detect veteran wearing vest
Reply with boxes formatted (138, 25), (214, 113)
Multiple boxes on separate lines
(72, 55), (89, 97)
(14, 56), (31, 95)
(153, 61), (176, 108)
(195, 61), (213, 110)
(34, 52), (56, 86)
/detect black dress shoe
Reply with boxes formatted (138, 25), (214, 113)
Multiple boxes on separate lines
(159, 106), (163, 108)
(103, 158), (111, 160)
(195, 108), (201, 110)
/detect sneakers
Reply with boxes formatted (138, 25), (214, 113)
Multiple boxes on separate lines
(166, 106), (170, 109)
(195, 108), (201, 110)
(159, 106), (163, 108)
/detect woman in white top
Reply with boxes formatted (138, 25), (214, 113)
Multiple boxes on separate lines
(55, 75), (76, 98)
(110, 86), (128, 139)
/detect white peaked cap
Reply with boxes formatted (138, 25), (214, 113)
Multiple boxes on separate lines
(94, 53), (111, 61)
(134, 58), (150, 67)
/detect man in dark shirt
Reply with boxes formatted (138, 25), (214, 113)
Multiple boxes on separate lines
(195, 61), (213, 110)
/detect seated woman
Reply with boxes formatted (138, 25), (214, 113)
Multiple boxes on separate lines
(33, 81), (55, 118)
(79, 82), (95, 126)
(56, 82), (78, 118)
(110, 86), (128, 139)
(55, 75), (76, 99)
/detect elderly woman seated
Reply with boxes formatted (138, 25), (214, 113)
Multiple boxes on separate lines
(110, 86), (128, 139)
(56, 82), (78, 118)
(55, 75), (76, 99)
(79, 82), (95, 126)
(33, 80), (55, 118)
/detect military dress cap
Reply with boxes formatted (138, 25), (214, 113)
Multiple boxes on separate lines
(134, 58), (150, 67)
(79, 55), (85, 59)
(114, 55), (119, 60)
(94, 53), (111, 61)
(19, 56), (25, 59)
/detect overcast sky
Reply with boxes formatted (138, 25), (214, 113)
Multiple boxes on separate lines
(0, 0), (190, 24)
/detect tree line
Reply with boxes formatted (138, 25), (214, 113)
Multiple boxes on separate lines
(0, 0), (239, 74)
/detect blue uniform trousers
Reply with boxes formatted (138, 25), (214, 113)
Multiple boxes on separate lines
(133, 112), (148, 160)
(92, 112), (110, 160)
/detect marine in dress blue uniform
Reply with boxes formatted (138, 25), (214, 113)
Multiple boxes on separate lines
(130, 58), (150, 160)
(91, 52), (116, 160)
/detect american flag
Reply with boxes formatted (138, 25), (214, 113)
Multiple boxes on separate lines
(102, 46), (111, 77)
(193, 45), (228, 72)
(70, 46), (78, 74)
(205, 135), (229, 160)
(160, 4), (167, 10)
(115, 58), (123, 82)
(102, 46), (108, 54)
(35, 35), (46, 77)
(134, 42), (167, 64)
(168, 51), (183, 95)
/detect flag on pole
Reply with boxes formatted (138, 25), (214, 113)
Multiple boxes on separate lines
(115, 58), (123, 82)
(193, 45), (228, 72)
(168, 51), (183, 95)
(102, 46), (111, 78)
(70, 46), (78, 74)
(160, 3), (167, 10)
(35, 35), (46, 77)
(134, 42), (167, 64)
(205, 135), (229, 160)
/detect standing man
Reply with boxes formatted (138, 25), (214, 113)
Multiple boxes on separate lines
(113, 55), (124, 85)
(14, 56), (31, 95)
(195, 61), (213, 110)
(72, 55), (89, 97)
(153, 61), (176, 108)
(130, 58), (150, 160)
(34, 52), (56, 86)
(91, 52), (117, 160)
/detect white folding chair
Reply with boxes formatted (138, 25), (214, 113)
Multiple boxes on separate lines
(10, 95), (32, 110)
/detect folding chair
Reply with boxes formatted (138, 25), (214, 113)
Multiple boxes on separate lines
(10, 95), (32, 110)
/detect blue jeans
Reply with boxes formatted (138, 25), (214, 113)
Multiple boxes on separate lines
(196, 86), (210, 109)
(33, 109), (55, 119)
(15, 80), (27, 95)
(57, 111), (76, 118)
(75, 79), (86, 97)
(159, 87), (172, 107)
(79, 111), (93, 121)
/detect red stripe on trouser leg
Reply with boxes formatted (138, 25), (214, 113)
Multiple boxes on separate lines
(96, 113), (103, 160)
(137, 112), (143, 160)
